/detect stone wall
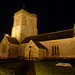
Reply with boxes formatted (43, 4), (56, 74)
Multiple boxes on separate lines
(20, 43), (28, 57)
(11, 25), (21, 43)
(59, 38), (75, 58)
(20, 37), (75, 60)
(8, 44), (19, 58)
(0, 36), (10, 59)
(39, 49), (46, 59)
(21, 40), (47, 60)
(40, 37), (75, 58)
(11, 9), (37, 43)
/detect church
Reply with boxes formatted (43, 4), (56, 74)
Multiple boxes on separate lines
(0, 9), (75, 60)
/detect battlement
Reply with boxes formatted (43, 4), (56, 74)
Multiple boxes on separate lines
(14, 9), (37, 18)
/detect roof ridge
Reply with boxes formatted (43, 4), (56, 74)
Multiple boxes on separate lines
(38, 29), (74, 36)
(21, 28), (73, 43)
(24, 29), (73, 38)
(6, 36), (17, 39)
(6, 36), (19, 45)
(32, 40), (46, 49)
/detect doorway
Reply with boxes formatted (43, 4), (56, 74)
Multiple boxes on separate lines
(29, 50), (33, 60)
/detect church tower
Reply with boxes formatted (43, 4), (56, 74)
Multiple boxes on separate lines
(11, 9), (38, 43)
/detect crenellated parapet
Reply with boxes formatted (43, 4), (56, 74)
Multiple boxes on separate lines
(14, 9), (37, 18)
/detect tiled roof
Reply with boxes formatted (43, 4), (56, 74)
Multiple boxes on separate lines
(6, 36), (19, 45)
(22, 29), (73, 43)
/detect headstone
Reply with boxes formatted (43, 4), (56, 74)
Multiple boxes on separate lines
(56, 63), (72, 67)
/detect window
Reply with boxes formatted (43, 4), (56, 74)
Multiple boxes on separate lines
(52, 46), (54, 55)
(57, 46), (59, 55)
(52, 46), (59, 55)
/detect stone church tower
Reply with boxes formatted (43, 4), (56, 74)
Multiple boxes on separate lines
(11, 9), (38, 43)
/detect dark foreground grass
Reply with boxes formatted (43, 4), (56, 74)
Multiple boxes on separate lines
(0, 59), (29, 75)
(34, 60), (75, 75)
(0, 59), (75, 75)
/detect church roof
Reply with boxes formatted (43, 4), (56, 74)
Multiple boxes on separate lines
(22, 29), (73, 43)
(32, 40), (46, 49)
(6, 36), (19, 45)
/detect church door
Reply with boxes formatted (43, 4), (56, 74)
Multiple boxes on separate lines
(29, 50), (33, 60)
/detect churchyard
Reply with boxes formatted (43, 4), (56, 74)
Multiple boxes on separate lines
(0, 59), (75, 75)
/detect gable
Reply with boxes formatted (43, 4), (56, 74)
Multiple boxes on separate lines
(25, 40), (46, 50)
(33, 41), (46, 49)
(25, 40), (39, 50)
(1, 35), (19, 45)
(0, 36), (10, 45)
(0, 36), (10, 55)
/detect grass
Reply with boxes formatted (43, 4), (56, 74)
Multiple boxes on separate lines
(0, 59), (29, 75)
(0, 59), (75, 75)
(34, 60), (75, 75)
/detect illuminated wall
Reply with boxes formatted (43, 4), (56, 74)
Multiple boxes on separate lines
(11, 9), (38, 43)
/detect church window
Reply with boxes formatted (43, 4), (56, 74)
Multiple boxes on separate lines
(57, 46), (59, 55)
(52, 46), (54, 55)
(52, 46), (59, 55)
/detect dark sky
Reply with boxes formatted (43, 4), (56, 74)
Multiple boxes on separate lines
(0, 0), (75, 41)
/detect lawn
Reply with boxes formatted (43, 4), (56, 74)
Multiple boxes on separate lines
(0, 59), (75, 75)
(0, 59), (29, 75)
(34, 60), (75, 75)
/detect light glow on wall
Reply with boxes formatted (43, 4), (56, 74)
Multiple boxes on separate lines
(5, 34), (9, 36)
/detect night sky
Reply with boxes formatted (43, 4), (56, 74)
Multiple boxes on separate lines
(0, 0), (75, 41)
